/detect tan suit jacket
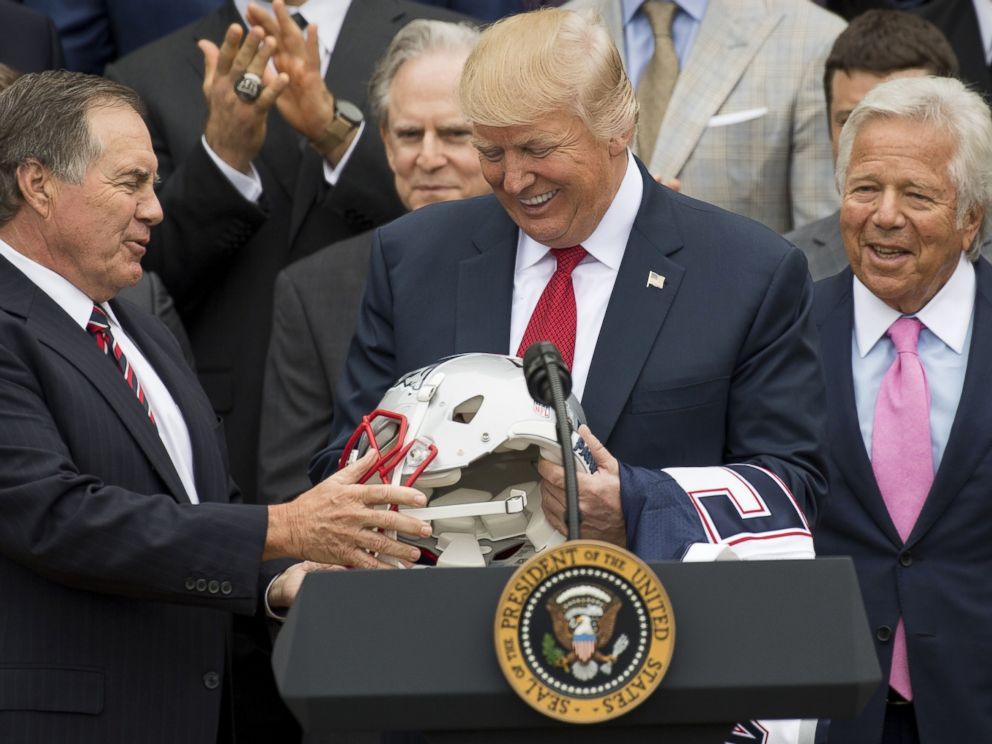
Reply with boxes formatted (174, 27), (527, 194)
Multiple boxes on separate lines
(569, 0), (845, 233)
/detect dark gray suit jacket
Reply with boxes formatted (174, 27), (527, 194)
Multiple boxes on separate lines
(0, 0), (64, 72)
(258, 230), (372, 504)
(787, 211), (992, 282)
(105, 0), (467, 502)
(0, 254), (274, 743)
(784, 209), (848, 282)
(914, 0), (992, 102)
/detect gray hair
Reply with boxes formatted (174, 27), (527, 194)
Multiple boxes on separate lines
(369, 19), (480, 127)
(835, 75), (992, 258)
(0, 70), (144, 227)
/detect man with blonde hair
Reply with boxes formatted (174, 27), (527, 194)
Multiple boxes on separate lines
(316, 7), (824, 571)
(313, 10), (826, 739)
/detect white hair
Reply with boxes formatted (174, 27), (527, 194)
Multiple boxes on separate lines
(835, 76), (992, 258)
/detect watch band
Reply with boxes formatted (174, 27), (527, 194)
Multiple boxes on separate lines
(311, 99), (363, 155)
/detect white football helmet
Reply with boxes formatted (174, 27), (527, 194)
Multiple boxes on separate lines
(339, 353), (594, 567)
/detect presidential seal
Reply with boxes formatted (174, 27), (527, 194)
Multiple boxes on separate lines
(493, 540), (675, 724)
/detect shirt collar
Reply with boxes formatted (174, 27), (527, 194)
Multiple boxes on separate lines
(853, 253), (976, 357)
(621, 0), (708, 26)
(0, 237), (112, 331)
(233, 0), (351, 53)
(517, 149), (643, 271)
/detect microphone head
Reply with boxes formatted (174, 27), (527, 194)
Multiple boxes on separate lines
(522, 341), (573, 406)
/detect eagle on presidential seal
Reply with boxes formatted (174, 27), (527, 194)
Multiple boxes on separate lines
(543, 584), (629, 681)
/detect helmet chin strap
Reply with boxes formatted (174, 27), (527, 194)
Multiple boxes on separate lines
(399, 489), (528, 520)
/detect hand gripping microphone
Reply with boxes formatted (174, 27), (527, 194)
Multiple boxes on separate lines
(522, 341), (580, 540)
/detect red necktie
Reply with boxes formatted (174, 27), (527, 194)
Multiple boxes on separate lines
(516, 245), (587, 368)
(872, 316), (932, 700)
(86, 304), (157, 426)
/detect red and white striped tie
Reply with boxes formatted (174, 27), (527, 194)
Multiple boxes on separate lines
(86, 304), (156, 426)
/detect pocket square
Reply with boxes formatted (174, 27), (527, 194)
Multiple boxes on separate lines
(707, 107), (768, 128)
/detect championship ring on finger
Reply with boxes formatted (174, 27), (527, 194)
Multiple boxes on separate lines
(234, 72), (263, 103)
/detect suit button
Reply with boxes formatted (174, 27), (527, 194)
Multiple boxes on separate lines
(220, 581), (233, 596)
(203, 671), (220, 690)
(208, 580), (220, 594)
(195, 578), (207, 592)
(876, 625), (892, 642)
(899, 552), (913, 567)
(185, 577), (196, 591)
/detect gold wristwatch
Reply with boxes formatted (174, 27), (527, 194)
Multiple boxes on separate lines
(312, 99), (363, 155)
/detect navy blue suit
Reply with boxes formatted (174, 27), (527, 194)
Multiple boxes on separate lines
(314, 159), (827, 556)
(0, 0), (64, 72)
(813, 261), (992, 742)
(0, 254), (274, 743)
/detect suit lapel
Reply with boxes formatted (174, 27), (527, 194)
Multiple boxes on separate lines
(910, 260), (992, 543)
(583, 162), (684, 442)
(649, 0), (781, 178)
(0, 258), (192, 504)
(113, 302), (229, 503)
(455, 202), (518, 354)
(818, 272), (902, 543)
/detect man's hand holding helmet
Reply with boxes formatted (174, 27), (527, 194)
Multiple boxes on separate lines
(265, 450), (432, 569)
(537, 425), (627, 547)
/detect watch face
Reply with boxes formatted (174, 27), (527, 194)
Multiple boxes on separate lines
(336, 99), (364, 126)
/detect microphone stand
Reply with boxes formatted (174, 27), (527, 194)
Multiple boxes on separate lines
(522, 342), (581, 540)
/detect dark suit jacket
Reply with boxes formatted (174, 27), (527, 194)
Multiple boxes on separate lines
(0, 0), (64, 72)
(23, 0), (223, 74)
(784, 210), (849, 282)
(313, 160), (827, 529)
(258, 230), (372, 505)
(117, 269), (196, 368)
(0, 254), (273, 743)
(813, 261), (992, 742)
(914, 0), (992, 102)
(104, 0), (466, 502)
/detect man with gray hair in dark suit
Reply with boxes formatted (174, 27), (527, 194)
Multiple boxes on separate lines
(0, 70), (430, 744)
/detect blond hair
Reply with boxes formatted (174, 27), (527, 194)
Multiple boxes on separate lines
(459, 8), (636, 142)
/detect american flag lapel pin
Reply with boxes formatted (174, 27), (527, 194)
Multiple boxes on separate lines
(646, 271), (666, 289)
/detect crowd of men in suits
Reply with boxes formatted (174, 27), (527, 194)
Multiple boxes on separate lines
(1, 1), (992, 743)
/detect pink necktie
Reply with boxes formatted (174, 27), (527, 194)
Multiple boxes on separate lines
(516, 246), (587, 368)
(872, 316), (933, 700)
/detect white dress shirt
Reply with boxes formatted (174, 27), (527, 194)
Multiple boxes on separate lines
(509, 149), (643, 400)
(0, 241), (200, 504)
(852, 254), (975, 472)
